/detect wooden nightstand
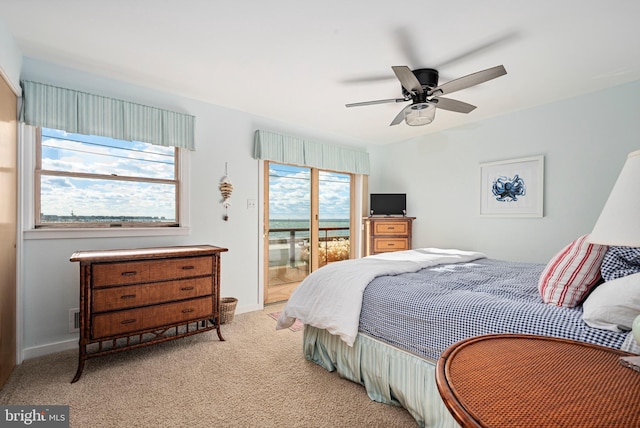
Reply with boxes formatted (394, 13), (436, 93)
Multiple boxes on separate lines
(436, 334), (640, 427)
(363, 216), (415, 256)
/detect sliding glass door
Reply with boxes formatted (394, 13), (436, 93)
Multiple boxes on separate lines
(317, 171), (351, 267)
(265, 164), (311, 304)
(264, 162), (353, 304)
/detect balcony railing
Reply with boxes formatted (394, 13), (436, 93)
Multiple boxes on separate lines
(269, 226), (350, 267)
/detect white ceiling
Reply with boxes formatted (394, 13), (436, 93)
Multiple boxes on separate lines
(3, 0), (640, 145)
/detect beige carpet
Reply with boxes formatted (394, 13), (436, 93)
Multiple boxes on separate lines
(0, 304), (417, 427)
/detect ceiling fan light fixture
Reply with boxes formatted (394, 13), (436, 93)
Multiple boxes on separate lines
(405, 102), (435, 126)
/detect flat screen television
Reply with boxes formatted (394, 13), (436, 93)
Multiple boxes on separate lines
(370, 193), (406, 216)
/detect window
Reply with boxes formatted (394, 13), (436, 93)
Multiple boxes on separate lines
(35, 127), (179, 228)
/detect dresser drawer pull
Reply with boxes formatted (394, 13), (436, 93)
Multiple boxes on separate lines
(387, 243), (395, 246)
(181, 308), (195, 313)
(180, 286), (195, 291)
(181, 266), (195, 270)
(121, 319), (137, 325)
(120, 294), (137, 299)
(387, 227), (395, 230)
(121, 271), (138, 277)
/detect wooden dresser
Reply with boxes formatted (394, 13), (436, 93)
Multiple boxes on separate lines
(363, 217), (415, 256)
(70, 245), (228, 382)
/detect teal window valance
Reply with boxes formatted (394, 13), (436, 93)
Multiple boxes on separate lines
(253, 130), (370, 175)
(20, 80), (195, 150)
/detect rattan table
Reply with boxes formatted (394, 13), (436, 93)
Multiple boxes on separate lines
(436, 334), (640, 427)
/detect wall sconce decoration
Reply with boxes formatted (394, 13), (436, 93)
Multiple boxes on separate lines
(219, 162), (233, 221)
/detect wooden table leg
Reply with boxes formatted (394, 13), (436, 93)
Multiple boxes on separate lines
(216, 325), (225, 341)
(71, 347), (85, 383)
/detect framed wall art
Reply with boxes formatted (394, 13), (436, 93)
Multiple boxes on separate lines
(480, 155), (544, 217)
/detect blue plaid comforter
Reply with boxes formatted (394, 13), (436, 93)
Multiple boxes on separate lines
(358, 258), (629, 361)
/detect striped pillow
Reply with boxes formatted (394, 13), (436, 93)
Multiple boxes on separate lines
(538, 235), (608, 307)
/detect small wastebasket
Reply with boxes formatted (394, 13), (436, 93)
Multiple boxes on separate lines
(219, 297), (238, 324)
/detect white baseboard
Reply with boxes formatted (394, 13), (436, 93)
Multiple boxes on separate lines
(236, 303), (263, 314)
(22, 338), (78, 361)
(21, 305), (264, 361)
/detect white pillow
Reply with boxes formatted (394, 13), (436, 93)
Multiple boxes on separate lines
(582, 272), (640, 332)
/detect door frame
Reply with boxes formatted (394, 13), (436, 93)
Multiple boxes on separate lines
(0, 73), (18, 386)
(259, 161), (366, 305)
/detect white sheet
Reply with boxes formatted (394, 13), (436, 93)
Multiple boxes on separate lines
(276, 248), (486, 346)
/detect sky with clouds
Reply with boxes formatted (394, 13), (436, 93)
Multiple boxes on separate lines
(268, 164), (350, 221)
(40, 129), (176, 219)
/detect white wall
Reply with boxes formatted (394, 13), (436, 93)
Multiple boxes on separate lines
(18, 58), (367, 358)
(368, 80), (640, 263)
(0, 18), (21, 94)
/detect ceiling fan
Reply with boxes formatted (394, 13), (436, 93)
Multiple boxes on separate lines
(345, 65), (507, 127)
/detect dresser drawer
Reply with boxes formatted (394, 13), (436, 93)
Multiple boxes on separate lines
(92, 296), (213, 339)
(92, 277), (212, 312)
(373, 221), (409, 236)
(148, 256), (212, 282)
(92, 256), (212, 288)
(92, 261), (151, 287)
(373, 238), (409, 253)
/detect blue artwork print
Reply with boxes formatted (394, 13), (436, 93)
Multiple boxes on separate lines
(492, 174), (526, 202)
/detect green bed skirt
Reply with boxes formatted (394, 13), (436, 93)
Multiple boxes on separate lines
(303, 326), (459, 428)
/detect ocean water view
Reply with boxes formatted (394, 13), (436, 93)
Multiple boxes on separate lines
(269, 219), (350, 239)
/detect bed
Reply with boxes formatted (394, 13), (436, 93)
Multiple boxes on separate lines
(277, 241), (640, 427)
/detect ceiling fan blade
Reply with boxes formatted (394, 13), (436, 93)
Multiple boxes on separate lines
(429, 65), (506, 97)
(392, 66), (423, 94)
(390, 105), (412, 126)
(341, 30), (517, 85)
(433, 32), (518, 69)
(345, 98), (407, 108)
(340, 74), (396, 84)
(432, 97), (477, 114)
(394, 27), (422, 70)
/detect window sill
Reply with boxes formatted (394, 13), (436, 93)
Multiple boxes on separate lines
(23, 226), (191, 240)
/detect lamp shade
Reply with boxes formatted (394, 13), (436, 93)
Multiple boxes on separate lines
(405, 103), (436, 126)
(588, 150), (640, 246)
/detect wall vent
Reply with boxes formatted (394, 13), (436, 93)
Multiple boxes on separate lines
(69, 308), (80, 333)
